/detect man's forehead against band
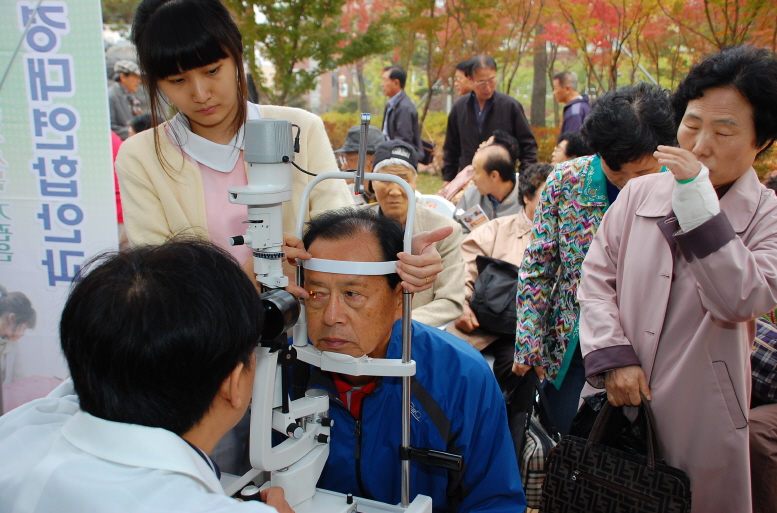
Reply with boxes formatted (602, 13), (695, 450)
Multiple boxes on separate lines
(301, 258), (398, 275)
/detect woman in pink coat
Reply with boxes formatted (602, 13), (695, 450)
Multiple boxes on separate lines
(579, 46), (777, 512)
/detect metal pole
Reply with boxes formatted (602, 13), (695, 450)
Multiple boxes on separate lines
(0, 0), (43, 93)
(400, 290), (412, 507)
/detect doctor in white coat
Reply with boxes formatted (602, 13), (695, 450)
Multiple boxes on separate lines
(0, 239), (292, 513)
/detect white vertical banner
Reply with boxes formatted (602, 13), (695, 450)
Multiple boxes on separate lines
(0, 0), (116, 413)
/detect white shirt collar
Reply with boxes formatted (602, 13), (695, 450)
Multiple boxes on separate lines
(167, 102), (262, 173)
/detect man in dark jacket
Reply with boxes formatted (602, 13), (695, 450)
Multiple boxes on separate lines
(381, 65), (424, 159)
(552, 70), (591, 135)
(302, 208), (525, 512)
(441, 56), (537, 183)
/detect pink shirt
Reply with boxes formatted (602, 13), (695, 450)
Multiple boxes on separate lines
(166, 129), (252, 264)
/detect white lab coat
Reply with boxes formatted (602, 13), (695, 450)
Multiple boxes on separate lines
(0, 380), (275, 513)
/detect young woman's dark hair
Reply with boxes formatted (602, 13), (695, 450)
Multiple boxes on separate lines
(557, 131), (593, 159)
(0, 285), (36, 330)
(303, 208), (404, 290)
(672, 45), (777, 159)
(131, 0), (248, 171)
(517, 163), (553, 207)
(59, 238), (262, 435)
(581, 82), (676, 171)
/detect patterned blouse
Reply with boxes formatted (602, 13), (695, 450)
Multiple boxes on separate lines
(515, 155), (610, 383)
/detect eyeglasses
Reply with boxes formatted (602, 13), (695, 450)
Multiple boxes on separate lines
(474, 77), (497, 87)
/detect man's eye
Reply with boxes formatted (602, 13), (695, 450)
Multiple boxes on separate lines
(309, 291), (326, 300)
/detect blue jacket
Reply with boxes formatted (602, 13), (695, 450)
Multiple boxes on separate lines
(560, 95), (591, 134)
(312, 320), (525, 512)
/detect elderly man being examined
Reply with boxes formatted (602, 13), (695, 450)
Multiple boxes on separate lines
(302, 207), (525, 512)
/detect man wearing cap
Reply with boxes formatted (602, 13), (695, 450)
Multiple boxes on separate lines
(364, 140), (464, 327)
(334, 125), (386, 205)
(109, 60), (143, 140)
(302, 207), (525, 512)
(381, 66), (424, 160)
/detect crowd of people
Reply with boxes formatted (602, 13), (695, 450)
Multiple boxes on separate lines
(0, 0), (776, 512)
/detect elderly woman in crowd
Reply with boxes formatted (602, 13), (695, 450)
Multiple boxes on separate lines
(447, 163), (552, 385)
(513, 83), (676, 436)
(578, 46), (777, 512)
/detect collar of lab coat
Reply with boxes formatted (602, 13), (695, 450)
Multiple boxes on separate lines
(61, 411), (224, 494)
(635, 167), (761, 234)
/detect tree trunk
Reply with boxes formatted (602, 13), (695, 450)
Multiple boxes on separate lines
(356, 62), (370, 113)
(530, 26), (547, 127)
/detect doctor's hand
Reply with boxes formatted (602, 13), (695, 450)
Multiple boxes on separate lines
(605, 365), (651, 407)
(260, 486), (295, 513)
(396, 226), (452, 293)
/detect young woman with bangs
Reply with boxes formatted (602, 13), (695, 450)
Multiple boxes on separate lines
(116, 0), (448, 295)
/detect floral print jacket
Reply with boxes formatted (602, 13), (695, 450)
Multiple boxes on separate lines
(515, 155), (610, 383)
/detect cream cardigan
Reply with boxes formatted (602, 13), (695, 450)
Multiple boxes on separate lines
(115, 105), (352, 246)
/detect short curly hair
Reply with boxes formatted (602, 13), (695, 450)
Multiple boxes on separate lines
(517, 163), (553, 207)
(672, 45), (777, 159)
(581, 82), (676, 171)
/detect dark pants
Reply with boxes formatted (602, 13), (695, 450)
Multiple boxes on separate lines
(542, 344), (585, 438)
(750, 402), (777, 513)
(482, 335), (516, 391)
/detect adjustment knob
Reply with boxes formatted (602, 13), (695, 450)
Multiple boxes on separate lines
(321, 417), (334, 427)
(240, 485), (262, 501)
(230, 236), (245, 246)
(316, 433), (329, 443)
(287, 423), (303, 439)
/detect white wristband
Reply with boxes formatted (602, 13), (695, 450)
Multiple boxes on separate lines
(672, 163), (720, 232)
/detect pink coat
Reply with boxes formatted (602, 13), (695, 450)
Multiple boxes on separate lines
(579, 169), (777, 513)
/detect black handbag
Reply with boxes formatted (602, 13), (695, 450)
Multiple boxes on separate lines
(541, 395), (692, 513)
(468, 255), (519, 336)
(503, 372), (560, 509)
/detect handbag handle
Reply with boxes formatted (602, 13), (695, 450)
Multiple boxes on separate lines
(586, 394), (662, 469)
(526, 371), (560, 439)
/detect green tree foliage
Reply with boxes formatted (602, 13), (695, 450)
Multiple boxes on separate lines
(101, 0), (137, 32)
(224, 0), (392, 105)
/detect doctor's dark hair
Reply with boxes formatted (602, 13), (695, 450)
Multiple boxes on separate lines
(581, 82), (676, 171)
(672, 45), (777, 159)
(303, 208), (403, 290)
(131, 0), (248, 171)
(60, 238), (262, 435)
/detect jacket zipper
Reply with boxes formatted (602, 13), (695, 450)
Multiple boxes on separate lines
(570, 468), (656, 503)
(354, 418), (367, 496)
